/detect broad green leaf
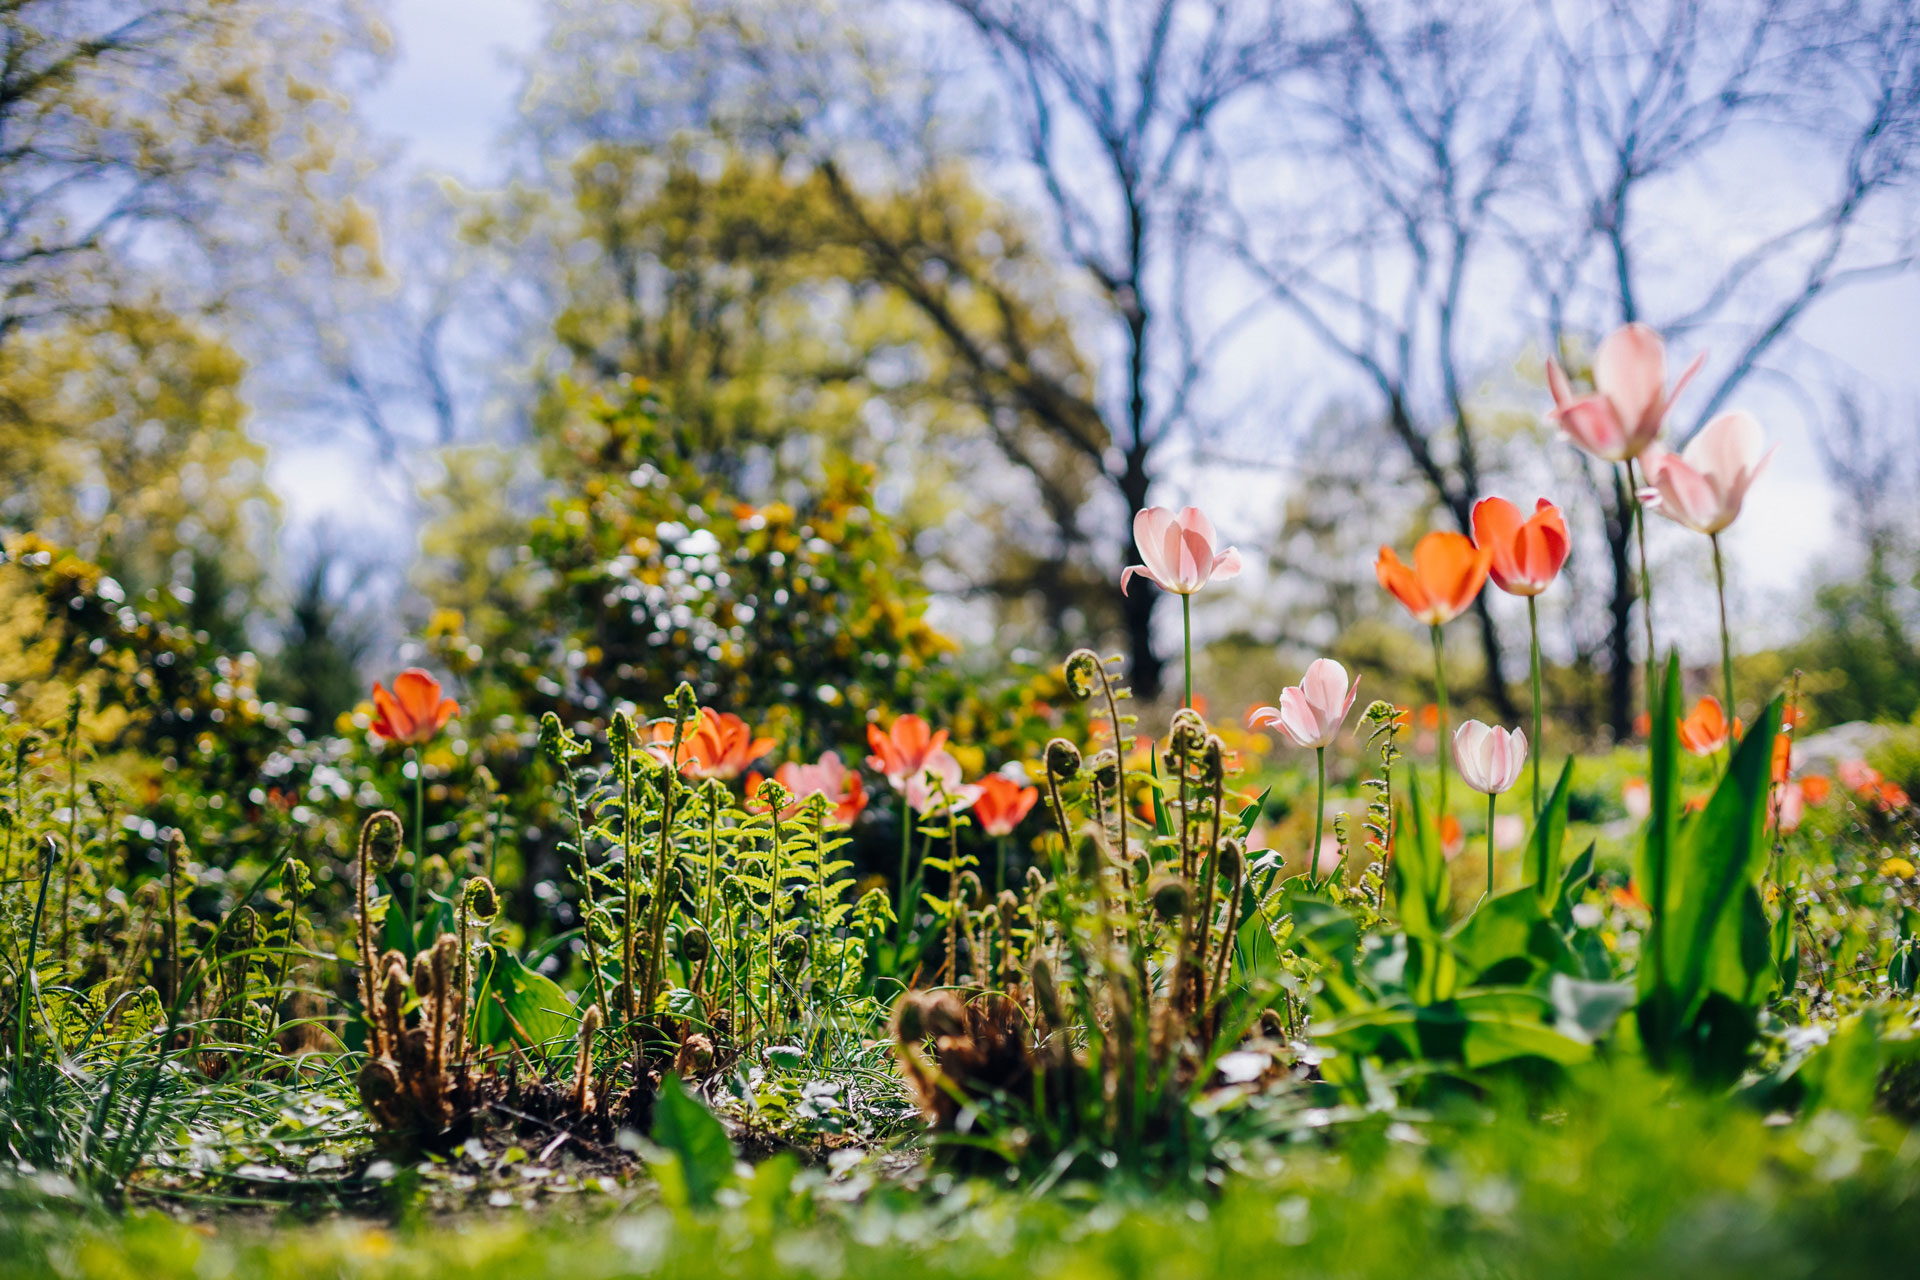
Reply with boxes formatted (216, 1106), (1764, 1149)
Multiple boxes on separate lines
(1548, 973), (1636, 1045)
(651, 1073), (736, 1208)
(1526, 757), (1575, 905)
(1669, 696), (1782, 1021)
(472, 948), (579, 1055)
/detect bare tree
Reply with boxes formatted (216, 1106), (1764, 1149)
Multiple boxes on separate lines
(1530, 0), (1920, 732)
(912, 0), (1309, 698)
(1226, 0), (1536, 719)
(1225, 0), (1920, 735)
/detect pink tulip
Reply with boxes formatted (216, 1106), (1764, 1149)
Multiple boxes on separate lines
(1773, 780), (1805, 834)
(1452, 721), (1527, 796)
(1548, 323), (1704, 462)
(904, 749), (982, 815)
(1121, 506), (1243, 596)
(1637, 411), (1773, 535)
(1248, 659), (1361, 750)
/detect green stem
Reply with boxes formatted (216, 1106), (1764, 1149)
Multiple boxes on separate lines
(893, 802), (912, 958)
(1431, 623), (1451, 816)
(1528, 595), (1543, 817)
(1311, 746), (1326, 891)
(1625, 458), (1657, 706)
(1182, 593), (1194, 710)
(1486, 791), (1497, 901)
(409, 747), (424, 949)
(1711, 533), (1736, 736)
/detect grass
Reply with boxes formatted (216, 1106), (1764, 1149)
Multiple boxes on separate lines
(5, 1065), (1919, 1279)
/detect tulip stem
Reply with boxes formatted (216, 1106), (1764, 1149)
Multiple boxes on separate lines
(1711, 533), (1736, 736)
(1485, 791), (1497, 901)
(1311, 746), (1327, 892)
(894, 804), (912, 959)
(1181, 593), (1194, 710)
(1527, 595), (1543, 818)
(1430, 624), (1450, 816)
(1624, 458), (1657, 707)
(409, 747), (424, 950)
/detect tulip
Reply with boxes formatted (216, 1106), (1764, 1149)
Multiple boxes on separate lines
(1638, 411), (1772, 537)
(1122, 505), (1243, 708)
(1677, 696), (1740, 757)
(1453, 720), (1527, 899)
(749, 751), (868, 827)
(1472, 497), (1570, 816)
(1838, 759), (1881, 793)
(1377, 532), (1491, 814)
(649, 708), (775, 781)
(370, 669), (460, 945)
(1773, 780), (1804, 835)
(370, 668), (459, 747)
(973, 772), (1038, 838)
(1549, 324), (1704, 713)
(1248, 659), (1361, 752)
(1800, 774), (1832, 806)
(1639, 411), (1774, 726)
(867, 712), (954, 950)
(1249, 659), (1361, 892)
(1547, 323), (1703, 464)
(904, 749), (981, 816)
(865, 714), (950, 789)
(974, 772), (1040, 892)
(1623, 777), (1651, 820)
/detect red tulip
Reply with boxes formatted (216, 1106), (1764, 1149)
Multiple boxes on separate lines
(1638, 411), (1773, 535)
(1122, 506), (1243, 596)
(370, 669), (459, 746)
(1548, 323), (1703, 462)
(1470, 497), (1569, 597)
(865, 714), (950, 790)
(972, 773), (1039, 837)
(1375, 532), (1491, 626)
(649, 708), (775, 780)
(1800, 774), (1832, 805)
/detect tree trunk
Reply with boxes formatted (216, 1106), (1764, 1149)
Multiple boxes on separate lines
(1604, 470), (1636, 739)
(1118, 444), (1164, 701)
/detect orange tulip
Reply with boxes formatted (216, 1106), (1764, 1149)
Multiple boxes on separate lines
(1770, 732), (1794, 784)
(865, 714), (950, 790)
(649, 707), (775, 780)
(1612, 880), (1651, 912)
(1375, 532), (1491, 626)
(1800, 774), (1832, 806)
(1470, 497), (1570, 597)
(370, 669), (459, 746)
(1439, 813), (1465, 860)
(973, 773), (1039, 837)
(1677, 696), (1741, 757)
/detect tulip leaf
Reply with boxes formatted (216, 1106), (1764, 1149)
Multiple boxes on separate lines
(1526, 757), (1575, 905)
(1634, 649), (1784, 1079)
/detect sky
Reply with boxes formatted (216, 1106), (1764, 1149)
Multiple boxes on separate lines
(337, 0), (1920, 658)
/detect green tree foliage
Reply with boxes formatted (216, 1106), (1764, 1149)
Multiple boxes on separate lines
(423, 387), (952, 757)
(479, 0), (1119, 658)
(0, 307), (275, 621)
